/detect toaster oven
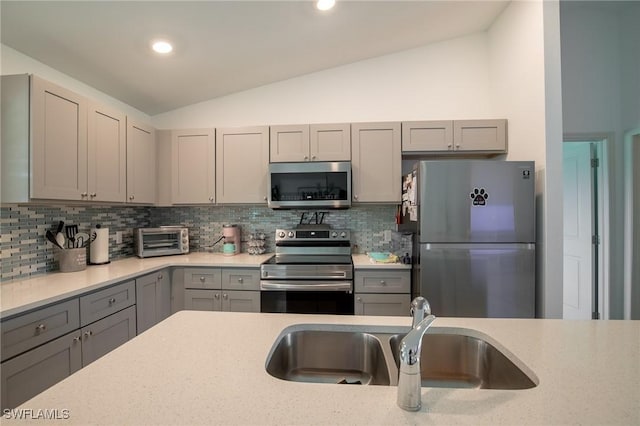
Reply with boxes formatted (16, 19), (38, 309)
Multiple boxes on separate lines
(134, 227), (189, 258)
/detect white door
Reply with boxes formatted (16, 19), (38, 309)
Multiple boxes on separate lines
(563, 143), (593, 319)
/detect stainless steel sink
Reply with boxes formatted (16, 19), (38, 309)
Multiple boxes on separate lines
(388, 332), (537, 389)
(265, 329), (391, 385)
(265, 324), (538, 389)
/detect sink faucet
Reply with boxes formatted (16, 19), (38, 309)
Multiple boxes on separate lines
(397, 297), (436, 412)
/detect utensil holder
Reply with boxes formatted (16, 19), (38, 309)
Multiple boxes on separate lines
(57, 247), (87, 272)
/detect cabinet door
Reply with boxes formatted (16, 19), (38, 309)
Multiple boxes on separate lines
(87, 103), (126, 202)
(216, 126), (269, 203)
(172, 129), (216, 204)
(351, 122), (401, 203)
(270, 124), (310, 162)
(126, 119), (156, 204)
(1, 331), (82, 410)
(135, 270), (170, 334)
(401, 121), (453, 152)
(31, 75), (88, 200)
(310, 123), (351, 161)
(222, 290), (260, 313)
(80, 305), (136, 366)
(184, 290), (221, 311)
(453, 119), (507, 153)
(354, 294), (410, 316)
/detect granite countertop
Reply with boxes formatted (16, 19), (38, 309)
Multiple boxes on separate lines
(7, 311), (639, 425)
(1, 253), (409, 318)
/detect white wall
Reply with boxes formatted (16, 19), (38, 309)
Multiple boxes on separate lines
(559, 1), (640, 318)
(152, 33), (493, 129)
(488, 0), (561, 318)
(1, 45), (152, 124)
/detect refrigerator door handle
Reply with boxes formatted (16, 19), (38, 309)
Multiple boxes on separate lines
(422, 243), (535, 250)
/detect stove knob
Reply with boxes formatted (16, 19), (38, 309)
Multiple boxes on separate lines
(340, 232), (347, 238)
(278, 231), (286, 238)
(288, 231), (295, 238)
(332, 232), (338, 238)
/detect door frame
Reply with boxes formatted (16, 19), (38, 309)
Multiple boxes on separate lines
(623, 128), (640, 319)
(563, 133), (611, 319)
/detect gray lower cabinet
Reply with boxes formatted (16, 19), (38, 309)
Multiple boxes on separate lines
(354, 269), (411, 316)
(80, 305), (136, 366)
(183, 267), (260, 312)
(135, 269), (171, 334)
(1, 303), (137, 409)
(1, 331), (81, 410)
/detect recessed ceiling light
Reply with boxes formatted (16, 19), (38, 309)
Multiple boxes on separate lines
(151, 40), (173, 54)
(316, 0), (335, 11)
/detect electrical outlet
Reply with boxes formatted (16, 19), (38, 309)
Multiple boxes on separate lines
(383, 230), (392, 241)
(115, 231), (123, 244)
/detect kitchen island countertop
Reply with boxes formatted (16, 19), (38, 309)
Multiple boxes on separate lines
(6, 311), (639, 425)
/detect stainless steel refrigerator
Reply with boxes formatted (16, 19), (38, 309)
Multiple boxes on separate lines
(400, 160), (536, 318)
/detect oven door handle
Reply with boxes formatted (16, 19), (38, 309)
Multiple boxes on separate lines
(262, 271), (349, 279)
(260, 280), (353, 292)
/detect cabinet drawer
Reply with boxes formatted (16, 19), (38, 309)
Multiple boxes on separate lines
(355, 293), (410, 316)
(184, 268), (221, 289)
(354, 270), (410, 293)
(221, 268), (260, 291)
(79, 280), (135, 326)
(1, 299), (80, 362)
(184, 289), (221, 311)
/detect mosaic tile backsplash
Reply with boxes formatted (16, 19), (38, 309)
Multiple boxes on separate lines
(1, 204), (411, 282)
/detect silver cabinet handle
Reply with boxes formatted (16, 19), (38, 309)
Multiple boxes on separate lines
(357, 297), (362, 302)
(81, 192), (88, 198)
(223, 293), (228, 300)
(311, 155), (316, 160)
(456, 144), (460, 149)
(214, 293), (220, 299)
(263, 196), (267, 201)
(129, 195), (135, 200)
(83, 330), (92, 338)
(90, 193), (97, 198)
(35, 323), (46, 332)
(108, 297), (116, 305)
(209, 196), (214, 202)
(73, 336), (81, 343)
(354, 195), (358, 200)
(380, 280), (386, 286)
(200, 276), (205, 282)
(303, 155), (309, 161)
(238, 277), (243, 283)
(158, 274), (163, 280)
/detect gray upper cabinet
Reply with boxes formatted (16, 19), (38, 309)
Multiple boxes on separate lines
(270, 123), (351, 162)
(351, 122), (401, 203)
(87, 102), (127, 202)
(402, 119), (507, 154)
(270, 124), (310, 162)
(216, 126), (269, 204)
(31, 75), (88, 200)
(402, 120), (453, 152)
(453, 119), (507, 153)
(171, 129), (216, 204)
(1, 75), (129, 203)
(310, 123), (351, 161)
(126, 119), (156, 204)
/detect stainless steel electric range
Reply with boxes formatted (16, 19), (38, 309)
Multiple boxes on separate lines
(260, 226), (354, 315)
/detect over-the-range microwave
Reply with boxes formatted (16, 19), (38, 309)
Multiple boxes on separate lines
(267, 161), (351, 209)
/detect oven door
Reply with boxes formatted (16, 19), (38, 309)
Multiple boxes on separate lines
(260, 280), (354, 315)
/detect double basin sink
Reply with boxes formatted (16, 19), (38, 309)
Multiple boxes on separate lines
(265, 324), (538, 390)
